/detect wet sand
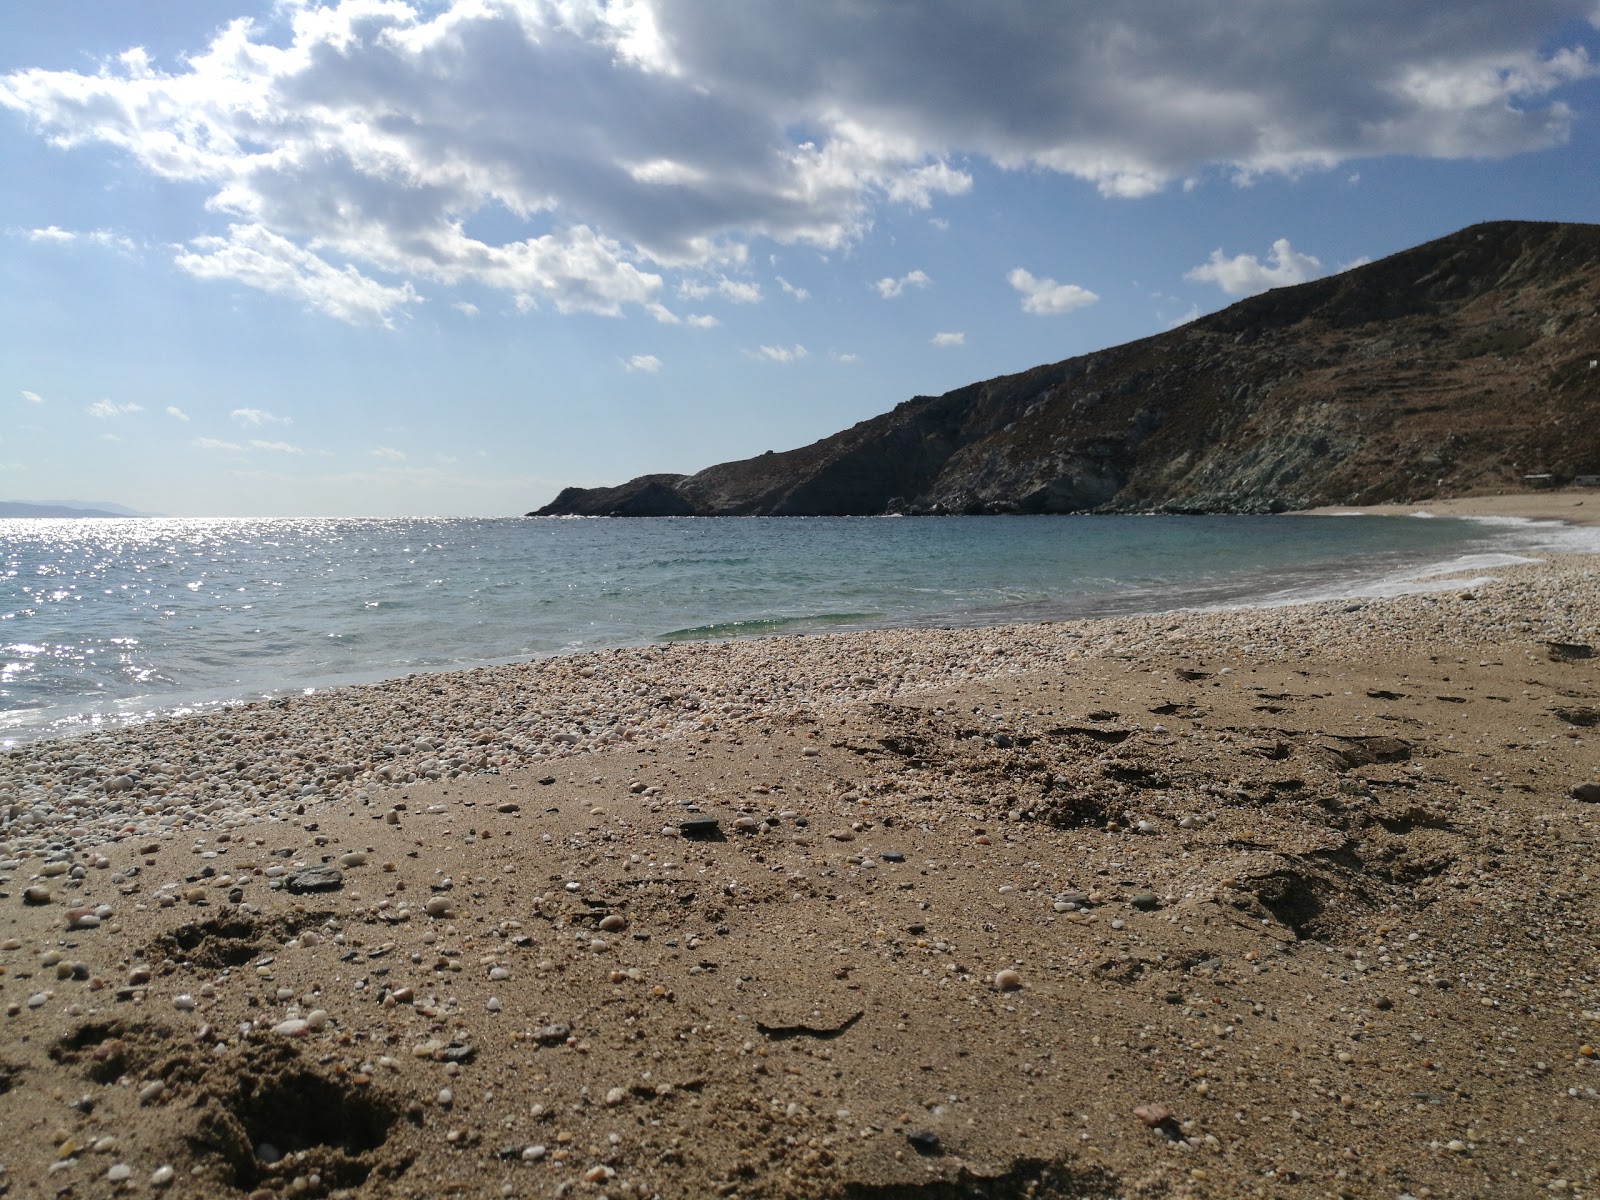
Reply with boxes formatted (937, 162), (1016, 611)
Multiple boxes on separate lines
(2, 511), (1599, 1199)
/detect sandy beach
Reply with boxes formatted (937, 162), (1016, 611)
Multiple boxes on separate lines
(3, 505), (1599, 1200)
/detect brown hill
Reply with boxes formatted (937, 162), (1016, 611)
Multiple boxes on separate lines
(534, 220), (1600, 516)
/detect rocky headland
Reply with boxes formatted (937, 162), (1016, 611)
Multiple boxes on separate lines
(534, 220), (1600, 517)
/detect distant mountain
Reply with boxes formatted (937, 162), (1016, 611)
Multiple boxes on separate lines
(43, 498), (155, 517)
(535, 220), (1600, 516)
(0, 501), (147, 518)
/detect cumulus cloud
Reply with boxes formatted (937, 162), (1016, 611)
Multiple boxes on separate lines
(250, 439), (304, 455)
(1007, 268), (1098, 315)
(20, 390), (43, 404)
(930, 331), (965, 347)
(0, 1), (1591, 323)
(622, 354), (663, 373)
(452, 301), (480, 317)
(175, 224), (421, 327)
(371, 446), (408, 462)
(165, 405), (190, 421)
(874, 269), (931, 299)
(751, 344), (808, 363)
(231, 407), (290, 428)
(1185, 238), (1324, 295)
(86, 400), (143, 418)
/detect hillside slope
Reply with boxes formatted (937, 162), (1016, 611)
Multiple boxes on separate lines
(535, 221), (1600, 516)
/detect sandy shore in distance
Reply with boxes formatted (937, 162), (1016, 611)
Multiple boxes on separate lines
(2, 506), (1599, 1200)
(1296, 487), (1600, 526)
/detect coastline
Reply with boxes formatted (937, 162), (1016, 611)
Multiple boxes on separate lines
(1, 527), (1598, 1196)
(1293, 488), (1600, 526)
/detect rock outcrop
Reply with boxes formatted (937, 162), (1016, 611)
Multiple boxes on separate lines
(533, 220), (1600, 516)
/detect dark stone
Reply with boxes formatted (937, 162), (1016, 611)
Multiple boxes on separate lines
(679, 817), (723, 840)
(284, 865), (344, 894)
(906, 1130), (943, 1156)
(880, 850), (905, 863)
(1572, 783), (1600, 803)
(1130, 890), (1161, 911)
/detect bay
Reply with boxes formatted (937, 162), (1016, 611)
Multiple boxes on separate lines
(1, 512), (1590, 745)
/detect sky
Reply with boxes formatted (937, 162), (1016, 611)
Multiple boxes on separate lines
(3, 1), (1599, 518)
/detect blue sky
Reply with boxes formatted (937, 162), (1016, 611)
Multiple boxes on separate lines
(3, 1), (1599, 518)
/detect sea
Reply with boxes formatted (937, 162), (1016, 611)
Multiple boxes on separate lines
(3, 512), (1597, 747)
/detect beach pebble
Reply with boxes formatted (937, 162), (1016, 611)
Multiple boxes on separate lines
(1572, 783), (1600, 803)
(150, 1165), (175, 1187)
(23, 885), (52, 905)
(106, 1163), (132, 1183)
(598, 913), (628, 932)
(272, 1018), (309, 1036)
(285, 865), (343, 894)
(337, 851), (368, 868)
(994, 968), (1023, 991)
(679, 817), (721, 839)
(1130, 891), (1161, 911)
(1134, 1103), (1173, 1127)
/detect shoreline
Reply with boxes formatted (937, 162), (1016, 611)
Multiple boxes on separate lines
(1, 543), (1598, 1196)
(7, 499), (1595, 752)
(1292, 488), (1600, 526)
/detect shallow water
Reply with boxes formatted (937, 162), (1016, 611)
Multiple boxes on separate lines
(3, 512), (1593, 744)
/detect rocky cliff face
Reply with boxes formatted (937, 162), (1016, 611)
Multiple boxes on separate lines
(533, 220), (1600, 517)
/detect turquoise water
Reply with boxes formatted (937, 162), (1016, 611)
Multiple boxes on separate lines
(0, 513), (1588, 744)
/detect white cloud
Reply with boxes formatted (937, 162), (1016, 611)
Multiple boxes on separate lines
(86, 400), (143, 418)
(100, 433), (121, 442)
(452, 301), (480, 317)
(751, 344), (808, 363)
(830, 351), (860, 364)
(1007, 268), (1098, 315)
(20, 390), (43, 404)
(685, 313), (720, 328)
(25, 226), (136, 253)
(679, 277), (763, 304)
(175, 224), (421, 328)
(250, 439), (304, 455)
(1185, 238), (1323, 295)
(231, 407), (291, 428)
(777, 276), (810, 301)
(874, 269), (931, 299)
(165, 405), (190, 421)
(371, 446), (408, 462)
(623, 354), (663, 373)
(194, 436), (243, 452)
(0, 0), (1591, 326)
(930, 331), (965, 347)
